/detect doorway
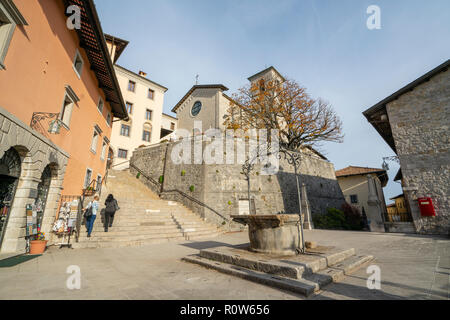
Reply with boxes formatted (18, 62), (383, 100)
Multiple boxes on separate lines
(0, 148), (22, 249)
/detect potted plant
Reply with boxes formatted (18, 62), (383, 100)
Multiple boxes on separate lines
(29, 232), (48, 255)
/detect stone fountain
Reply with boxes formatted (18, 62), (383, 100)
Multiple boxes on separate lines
(231, 214), (302, 255)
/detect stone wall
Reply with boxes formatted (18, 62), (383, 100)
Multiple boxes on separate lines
(386, 68), (450, 236)
(130, 138), (345, 228)
(0, 107), (69, 253)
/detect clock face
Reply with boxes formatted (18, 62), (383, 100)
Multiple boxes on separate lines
(191, 101), (202, 117)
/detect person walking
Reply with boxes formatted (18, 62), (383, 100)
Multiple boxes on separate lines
(104, 194), (119, 232)
(83, 195), (99, 238)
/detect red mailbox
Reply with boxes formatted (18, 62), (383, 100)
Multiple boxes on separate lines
(417, 197), (436, 217)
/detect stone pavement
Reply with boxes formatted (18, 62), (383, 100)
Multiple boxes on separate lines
(0, 230), (448, 300)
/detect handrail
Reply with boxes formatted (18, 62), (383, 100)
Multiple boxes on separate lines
(129, 163), (162, 190)
(129, 163), (229, 223)
(163, 188), (229, 223)
(110, 160), (130, 168)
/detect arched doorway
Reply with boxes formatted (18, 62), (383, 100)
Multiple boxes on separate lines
(0, 148), (22, 248)
(35, 165), (53, 233)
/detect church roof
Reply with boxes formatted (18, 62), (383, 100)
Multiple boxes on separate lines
(171, 84), (229, 113)
(247, 66), (286, 82)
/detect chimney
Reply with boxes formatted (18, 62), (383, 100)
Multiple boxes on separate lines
(139, 70), (147, 77)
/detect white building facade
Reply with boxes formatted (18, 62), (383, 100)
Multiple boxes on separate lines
(109, 65), (168, 169)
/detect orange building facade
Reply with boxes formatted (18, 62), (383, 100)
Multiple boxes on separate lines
(0, 0), (126, 253)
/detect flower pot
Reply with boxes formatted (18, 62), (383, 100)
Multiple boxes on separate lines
(29, 240), (48, 254)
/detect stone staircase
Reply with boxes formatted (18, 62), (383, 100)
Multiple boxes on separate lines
(72, 169), (221, 249)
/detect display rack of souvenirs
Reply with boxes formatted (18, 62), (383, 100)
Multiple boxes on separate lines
(52, 201), (77, 248)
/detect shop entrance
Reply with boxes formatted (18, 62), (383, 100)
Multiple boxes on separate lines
(35, 165), (52, 232)
(0, 148), (22, 249)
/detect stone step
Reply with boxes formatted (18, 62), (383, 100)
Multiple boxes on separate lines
(183, 252), (374, 297)
(199, 247), (356, 279)
(72, 236), (186, 249)
(90, 225), (182, 232)
(78, 232), (184, 241)
(183, 229), (220, 237)
(183, 255), (320, 297)
(180, 226), (219, 232)
(185, 232), (221, 241)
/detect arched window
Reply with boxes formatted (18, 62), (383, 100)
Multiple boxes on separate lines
(142, 123), (152, 142)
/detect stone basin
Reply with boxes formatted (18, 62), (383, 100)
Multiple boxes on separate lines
(231, 214), (302, 255)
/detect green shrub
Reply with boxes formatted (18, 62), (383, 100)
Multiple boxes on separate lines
(313, 205), (364, 231)
(189, 185), (195, 192)
(313, 208), (346, 230)
(181, 170), (186, 176)
(136, 172), (141, 179)
(159, 175), (164, 184)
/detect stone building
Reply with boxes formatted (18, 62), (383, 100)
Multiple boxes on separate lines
(335, 166), (389, 232)
(0, 0), (127, 253)
(130, 137), (346, 228)
(128, 66), (345, 227)
(171, 66), (284, 134)
(161, 113), (178, 140)
(104, 35), (177, 170)
(363, 59), (450, 236)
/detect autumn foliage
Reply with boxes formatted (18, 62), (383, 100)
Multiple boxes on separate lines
(223, 78), (343, 150)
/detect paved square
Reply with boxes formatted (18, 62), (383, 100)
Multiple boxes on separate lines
(0, 230), (448, 300)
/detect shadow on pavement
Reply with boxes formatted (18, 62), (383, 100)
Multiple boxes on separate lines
(180, 241), (248, 250)
(0, 254), (41, 268)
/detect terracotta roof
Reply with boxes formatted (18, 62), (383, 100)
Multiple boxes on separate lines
(335, 166), (386, 177)
(63, 0), (127, 119)
(336, 166), (389, 187)
(115, 64), (168, 92)
(171, 84), (229, 113)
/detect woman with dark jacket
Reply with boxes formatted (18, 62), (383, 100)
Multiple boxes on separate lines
(104, 194), (119, 232)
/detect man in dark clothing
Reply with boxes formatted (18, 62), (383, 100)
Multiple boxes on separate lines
(104, 194), (119, 232)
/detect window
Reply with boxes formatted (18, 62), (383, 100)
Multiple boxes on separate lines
(148, 89), (154, 100)
(142, 130), (151, 142)
(100, 140), (108, 160)
(84, 168), (92, 188)
(128, 80), (136, 92)
(126, 102), (133, 114)
(73, 49), (84, 78)
(97, 97), (104, 114)
(0, 0), (27, 69)
(118, 149), (128, 159)
(120, 124), (130, 137)
(191, 101), (202, 117)
(60, 94), (74, 127)
(106, 113), (112, 126)
(350, 195), (358, 204)
(96, 175), (102, 192)
(145, 109), (152, 121)
(170, 122), (175, 131)
(59, 86), (79, 128)
(90, 127), (101, 153)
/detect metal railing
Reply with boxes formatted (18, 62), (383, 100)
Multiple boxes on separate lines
(129, 163), (229, 223)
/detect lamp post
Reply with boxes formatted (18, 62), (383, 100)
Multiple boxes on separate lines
(278, 148), (305, 254)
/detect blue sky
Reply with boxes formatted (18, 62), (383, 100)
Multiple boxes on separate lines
(95, 0), (450, 202)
